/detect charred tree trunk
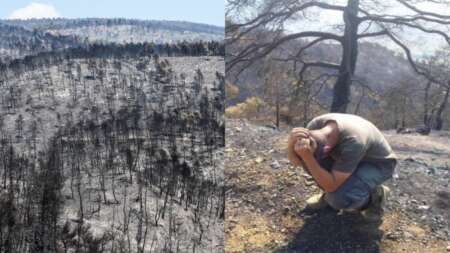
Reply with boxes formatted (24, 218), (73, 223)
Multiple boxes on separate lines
(275, 88), (280, 129)
(433, 83), (450, 130)
(423, 81), (432, 127)
(353, 87), (365, 115)
(330, 0), (359, 113)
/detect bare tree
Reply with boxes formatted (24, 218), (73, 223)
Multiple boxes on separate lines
(227, 0), (450, 112)
(422, 46), (450, 130)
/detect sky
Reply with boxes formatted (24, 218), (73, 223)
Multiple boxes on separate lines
(0, 0), (224, 26)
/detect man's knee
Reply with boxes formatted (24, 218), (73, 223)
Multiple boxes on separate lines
(355, 162), (395, 189)
(324, 182), (371, 210)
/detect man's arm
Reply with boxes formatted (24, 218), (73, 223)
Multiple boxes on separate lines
(299, 151), (351, 193)
(294, 139), (352, 193)
(287, 128), (310, 167)
(287, 137), (302, 166)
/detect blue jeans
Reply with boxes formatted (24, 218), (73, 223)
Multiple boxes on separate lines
(322, 160), (396, 210)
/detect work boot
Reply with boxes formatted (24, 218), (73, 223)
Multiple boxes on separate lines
(306, 192), (328, 210)
(362, 184), (390, 221)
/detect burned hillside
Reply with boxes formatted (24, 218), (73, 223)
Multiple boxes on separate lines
(0, 43), (225, 252)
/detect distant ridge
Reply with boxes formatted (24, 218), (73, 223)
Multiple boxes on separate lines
(0, 18), (224, 61)
(0, 18), (224, 35)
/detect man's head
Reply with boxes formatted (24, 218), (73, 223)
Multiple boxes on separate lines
(310, 136), (331, 160)
(294, 135), (327, 158)
(290, 120), (338, 160)
(307, 123), (337, 160)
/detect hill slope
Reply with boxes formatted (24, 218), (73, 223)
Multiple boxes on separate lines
(227, 40), (415, 104)
(0, 23), (85, 61)
(0, 48), (225, 252)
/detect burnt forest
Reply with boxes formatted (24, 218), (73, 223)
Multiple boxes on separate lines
(0, 18), (225, 253)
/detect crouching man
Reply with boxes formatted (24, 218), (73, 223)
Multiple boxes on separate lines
(287, 113), (397, 219)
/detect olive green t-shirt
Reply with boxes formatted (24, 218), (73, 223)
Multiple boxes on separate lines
(307, 113), (397, 173)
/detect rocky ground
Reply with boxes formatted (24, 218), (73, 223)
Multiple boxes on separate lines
(225, 119), (449, 253)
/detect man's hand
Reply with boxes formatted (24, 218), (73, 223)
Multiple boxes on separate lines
(294, 138), (313, 157)
(287, 127), (310, 167)
(289, 127), (310, 145)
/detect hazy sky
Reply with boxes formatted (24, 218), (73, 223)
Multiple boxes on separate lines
(1, 0), (224, 26)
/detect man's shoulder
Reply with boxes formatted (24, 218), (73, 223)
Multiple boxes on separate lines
(309, 113), (362, 123)
(307, 113), (338, 129)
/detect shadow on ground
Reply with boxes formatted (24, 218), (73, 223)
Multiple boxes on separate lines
(274, 207), (383, 253)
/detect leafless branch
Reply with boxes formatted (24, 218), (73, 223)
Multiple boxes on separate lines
(298, 61), (340, 83)
(396, 0), (450, 20)
(359, 15), (450, 44)
(384, 30), (444, 84)
(357, 30), (388, 38)
(227, 1), (346, 46)
(227, 31), (342, 70)
(271, 37), (339, 67)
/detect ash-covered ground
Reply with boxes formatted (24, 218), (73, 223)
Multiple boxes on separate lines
(225, 119), (449, 253)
